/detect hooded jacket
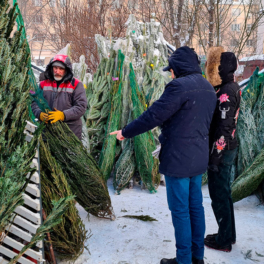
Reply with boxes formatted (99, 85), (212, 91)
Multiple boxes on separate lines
(31, 54), (87, 140)
(206, 50), (241, 168)
(122, 46), (217, 178)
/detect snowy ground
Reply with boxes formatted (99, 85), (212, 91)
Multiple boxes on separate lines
(63, 179), (264, 264)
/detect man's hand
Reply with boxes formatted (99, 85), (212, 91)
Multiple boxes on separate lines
(48, 108), (65, 124)
(40, 112), (49, 123)
(110, 130), (125, 141)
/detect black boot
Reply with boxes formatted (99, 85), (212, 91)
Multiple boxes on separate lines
(205, 233), (236, 245)
(192, 256), (204, 264)
(204, 237), (232, 252)
(160, 258), (178, 264)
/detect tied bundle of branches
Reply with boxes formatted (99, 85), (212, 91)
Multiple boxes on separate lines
(0, 1), (72, 260)
(0, 0), (43, 235)
(232, 68), (264, 202)
(0, 129), (42, 236)
(31, 85), (114, 219)
(99, 50), (125, 180)
(129, 63), (160, 193)
(236, 68), (264, 175)
(43, 122), (114, 218)
(113, 138), (136, 194)
(232, 148), (264, 202)
(84, 54), (115, 158)
(40, 138), (90, 261)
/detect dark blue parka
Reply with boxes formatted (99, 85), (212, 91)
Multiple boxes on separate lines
(122, 46), (217, 178)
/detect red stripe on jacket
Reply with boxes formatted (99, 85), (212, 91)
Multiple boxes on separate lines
(40, 78), (80, 90)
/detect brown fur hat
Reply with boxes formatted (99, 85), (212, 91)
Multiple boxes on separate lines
(205, 46), (225, 87)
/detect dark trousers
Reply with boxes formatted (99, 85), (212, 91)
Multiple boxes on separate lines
(208, 148), (237, 246)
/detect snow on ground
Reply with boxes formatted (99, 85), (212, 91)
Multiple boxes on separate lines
(64, 179), (264, 264)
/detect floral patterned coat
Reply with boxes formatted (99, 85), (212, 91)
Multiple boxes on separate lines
(209, 52), (241, 168)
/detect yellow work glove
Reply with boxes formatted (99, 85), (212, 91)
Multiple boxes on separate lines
(40, 112), (49, 123)
(48, 108), (65, 124)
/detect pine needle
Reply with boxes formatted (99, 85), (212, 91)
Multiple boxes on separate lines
(122, 215), (157, 222)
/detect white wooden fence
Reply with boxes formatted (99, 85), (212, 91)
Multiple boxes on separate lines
(0, 121), (45, 264)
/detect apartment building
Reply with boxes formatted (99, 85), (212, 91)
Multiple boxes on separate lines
(14, 0), (263, 66)
(16, 0), (61, 66)
(192, 1), (259, 58)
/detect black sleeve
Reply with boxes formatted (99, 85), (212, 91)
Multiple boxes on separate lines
(122, 82), (185, 138)
(209, 85), (241, 168)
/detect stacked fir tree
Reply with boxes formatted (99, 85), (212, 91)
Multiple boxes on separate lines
(82, 14), (171, 194)
(83, 14), (264, 202)
(231, 68), (264, 202)
(0, 0), (73, 261)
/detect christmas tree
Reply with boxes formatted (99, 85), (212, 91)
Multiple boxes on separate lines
(40, 138), (90, 260)
(84, 14), (171, 193)
(231, 68), (264, 202)
(0, 0), (73, 261)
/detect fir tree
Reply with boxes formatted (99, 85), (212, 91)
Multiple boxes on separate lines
(0, 0), (72, 259)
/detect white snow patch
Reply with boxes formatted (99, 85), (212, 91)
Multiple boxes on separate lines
(57, 43), (71, 56)
(137, 35), (145, 41)
(60, 180), (264, 264)
(240, 54), (264, 62)
(235, 65), (245, 76)
(153, 49), (160, 57)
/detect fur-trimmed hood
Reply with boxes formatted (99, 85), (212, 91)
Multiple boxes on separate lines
(206, 47), (237, 87)
(205, 46), (225, 87)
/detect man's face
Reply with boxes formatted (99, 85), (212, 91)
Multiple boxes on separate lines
(53, 66), (66, 81)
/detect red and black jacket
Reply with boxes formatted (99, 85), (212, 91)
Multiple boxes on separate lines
(31, 54), (87, 140)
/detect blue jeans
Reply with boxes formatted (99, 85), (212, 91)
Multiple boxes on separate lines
(165, 174), (205, 264)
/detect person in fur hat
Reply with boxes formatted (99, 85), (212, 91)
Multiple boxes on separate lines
(205, 47), (241, 252)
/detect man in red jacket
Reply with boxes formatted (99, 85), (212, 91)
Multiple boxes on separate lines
(31, 54), (87, 140)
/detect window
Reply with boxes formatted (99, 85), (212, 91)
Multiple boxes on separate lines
(230, 39), (239, 46)
(128, 0), (138, 9)
(231, 24), (240, 31)
(199, 39), (207, 46)
(33, 33), (45, 42)
(231, 8), (241, 17)
(246, 39), (253, 46)
(36, 59), (45, 66)
(247, 24), (252, 31)
(51, 34), (57, 42)
(50, 16), (56, 24)
(60, 16), (65, 24)
(34, 0), (42, 6)
(49, 0), (56, 7)
(60, 0), (66, 7)
(111, 0), (120, 9)
(32, 15), (43, 23)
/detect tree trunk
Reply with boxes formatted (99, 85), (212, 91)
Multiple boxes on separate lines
(187, 0), (200, 46)
(208, 0), (214, 47)
(168, 0), (176, 46)
(174, 0), (184, 48)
